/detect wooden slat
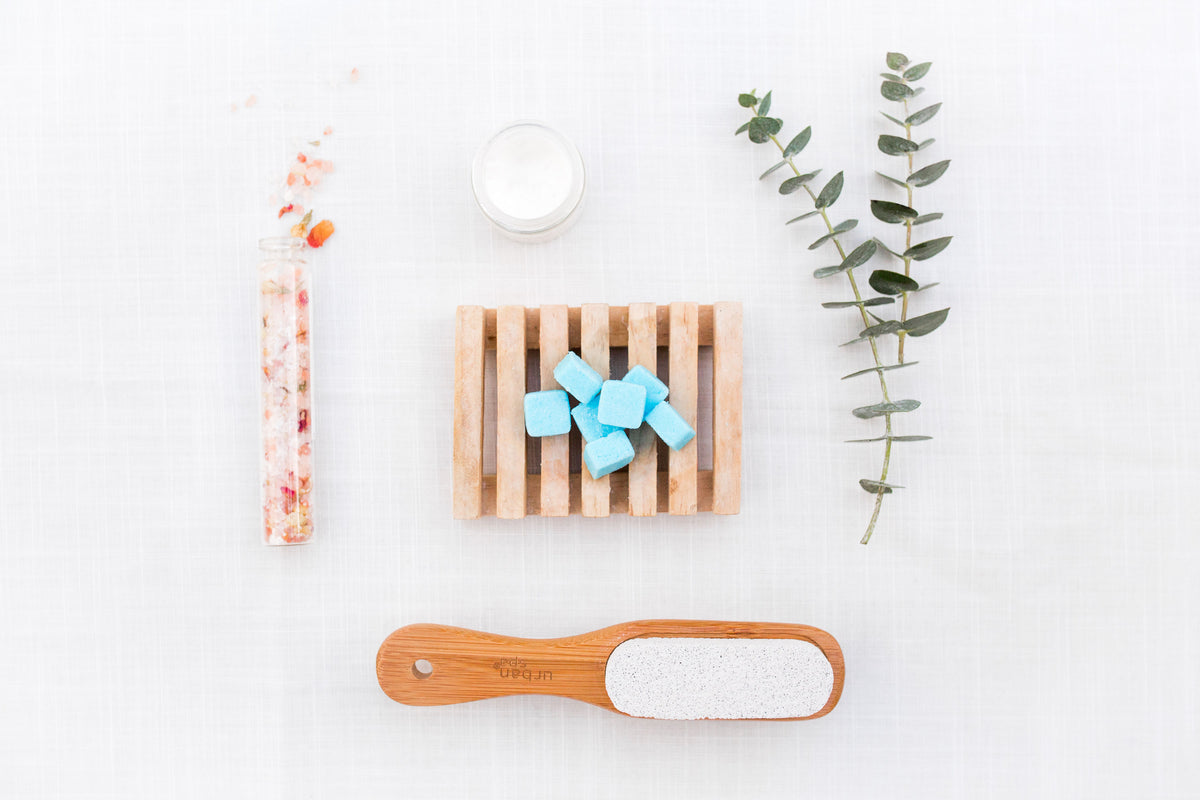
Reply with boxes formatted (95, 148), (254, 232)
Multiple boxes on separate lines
(712, 302), (743, 515)
(485, 306), (714, 350)
(580, 304), (610, 517)
(668, 302), (698, 515)
(495, 306), (526, 519)
(538, 306), (570, 517)
(482, 471), (714, 516)
(452, 306), (486, 519)
(626, 302), (658, 516)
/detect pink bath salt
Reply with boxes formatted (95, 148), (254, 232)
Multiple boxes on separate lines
(323, 126), (333, 136)
(259, 255), (314, 545)
(349, 67), (359, 82)
(245, 94), (258, 107)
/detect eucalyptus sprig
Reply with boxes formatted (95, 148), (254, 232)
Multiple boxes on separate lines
(735, 57), (950, 544)
(873, 52), (952, 365)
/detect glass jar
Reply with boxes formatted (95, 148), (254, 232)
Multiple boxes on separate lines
(258, 237), (314, 545)
(471, 120), (586, 242)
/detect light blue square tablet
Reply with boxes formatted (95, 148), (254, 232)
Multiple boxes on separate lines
(553, 352), (604, 404)
(597, 380), (646, 429)
(523, 390), (571, 437)
(583, 430), (635, 479)
(571, 396), (618, 443)
(622, 365), (669, 415)
(645, 400), (695, 451)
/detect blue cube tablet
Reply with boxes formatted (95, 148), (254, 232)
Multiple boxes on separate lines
(553, 352), (604, 404)
(621, 365), (669, 415)
(523, 390), (571, 437)
(597, 380), (646, 429)
(583, 430), (636, 479)
(571, 396), (618, 443)
(645, 400), (695, 451)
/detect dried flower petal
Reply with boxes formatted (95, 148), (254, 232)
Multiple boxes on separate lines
(245, 94), (258, 107)
(278, 204), (295, 218)
(350, 68), (359, 82)
(306, 219), (334, 248)
(297, 153), (307, 163)
(323, 126), (333, 136)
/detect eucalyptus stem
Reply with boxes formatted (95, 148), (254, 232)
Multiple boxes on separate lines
(738, 60), (950, 545)
(746, 100), (895, 544)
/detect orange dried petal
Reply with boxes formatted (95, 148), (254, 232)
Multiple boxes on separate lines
(306, 219), (334, 248)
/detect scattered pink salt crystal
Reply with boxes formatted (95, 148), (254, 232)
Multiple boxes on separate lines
(349, 68), (359, 82)
(323, 126), (333, 136)
(245, 94), (258, 108)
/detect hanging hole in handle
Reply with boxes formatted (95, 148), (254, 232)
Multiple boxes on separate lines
(412, 659), (434, 680)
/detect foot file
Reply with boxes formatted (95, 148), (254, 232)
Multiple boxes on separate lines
(376, 620), (844, 720)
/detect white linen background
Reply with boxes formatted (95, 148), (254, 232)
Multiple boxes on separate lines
(1, 0), (1197, 797)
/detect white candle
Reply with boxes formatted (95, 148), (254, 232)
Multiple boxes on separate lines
(472, 121), (585, 242)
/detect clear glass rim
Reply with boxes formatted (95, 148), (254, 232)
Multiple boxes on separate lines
(471, 120), (586, 236)
(259, 236), (307, 253)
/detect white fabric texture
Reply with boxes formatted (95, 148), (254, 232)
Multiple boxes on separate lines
(1, 0), (1198, 797)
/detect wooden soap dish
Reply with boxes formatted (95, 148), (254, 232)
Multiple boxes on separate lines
(453, 302), (743, 518)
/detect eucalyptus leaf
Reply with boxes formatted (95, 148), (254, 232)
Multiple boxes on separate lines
(905, 103), (941, 126)
(886, 52), (909, 69)
(833, 218), (858, 233)
(903, 61), (932, 81)
(869, 269), (919, 295)
(902, 307), (950, 337)
(758, 90), (773, 116)
(847, 435), (933, 443)
(747, 116), (783, 143)
(880, 72), (903, 81)
(840, 239), (878, 270)
(917, 138), (935, 150)
(813, 265), (846, 279)
(881, 81), (914, 101)
(794, 169), (822, 189)
(912, 212), (943, 225)
(747, 118), (770, 144)
(782, 126), (812, 158)
(738, 93), (758, 108)
(809, 231), (840, 250)
(871, 200), (918, 223)
(734, 121), (751, 136)
(785, 210), (821, 225)
(815, 171), (844, 208)
(911, 87), (925, 98)
(876, 171), (909, 188)
(907, 159), (950, 186)
(879, 134), (919, 156)
(859, 479), (904, 493)
(841, 361), (919, 380)
(852, 399), (921, 419)
(821, 297), (896, 309)
(904, 236), (953, 261)
(857, 320), (904, 340)
(872, 237), (905, 258)
(760, 161), (787, 180)
(778, 175), (811, 194)
(913, 281), (940, 292)
(880, 111), (906, 128)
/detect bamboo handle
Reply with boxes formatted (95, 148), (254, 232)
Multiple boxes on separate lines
(376, 624), (617, 709)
